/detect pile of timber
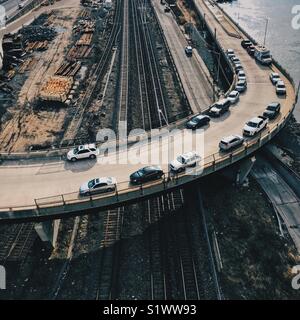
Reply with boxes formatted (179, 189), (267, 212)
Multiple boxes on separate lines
(39, 76), (73, 103)
(55, 61), (82, 77)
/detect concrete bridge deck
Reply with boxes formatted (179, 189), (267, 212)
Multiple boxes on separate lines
(0, 0), (296, 221)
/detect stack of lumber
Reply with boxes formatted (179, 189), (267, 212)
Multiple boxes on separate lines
(39, 76), (73, 102)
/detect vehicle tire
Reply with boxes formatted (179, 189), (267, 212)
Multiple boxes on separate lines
(191, 162), (197, 168)
(89, 154), (96, 160)
(71, 157), (77, 162)
(107, 188), (113, 192)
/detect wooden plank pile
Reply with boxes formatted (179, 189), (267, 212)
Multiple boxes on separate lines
(55, 61), (82, 77)
(39, 76), (73, 103)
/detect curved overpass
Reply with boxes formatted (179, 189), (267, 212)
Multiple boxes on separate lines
(0, 0), (296, 221)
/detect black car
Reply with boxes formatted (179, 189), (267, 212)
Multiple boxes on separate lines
(241, 39), (252, 49)
(130, 166), (164, 184)
(186, 115), (210, 129)
(263, 102), (281, 119)
(247, 45), (255, 56)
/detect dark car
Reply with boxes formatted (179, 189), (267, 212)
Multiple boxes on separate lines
(186, 115), (210, 129)
(247, 45), (255, 56)
(263, 102), (281, 119)
(130, 166), (164, 184)
(241, 39), (252, 49)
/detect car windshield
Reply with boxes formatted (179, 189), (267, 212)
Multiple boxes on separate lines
(277, 84), (285, 88)
(88, 179), (96, 188)
(273, 74), (280, 79)
(73, 147), (79, 154)
(247, 121), (258, 128)
(267, 105), (277, 111)
(177, 156), (185, 164)
(262, 54), (271, 59)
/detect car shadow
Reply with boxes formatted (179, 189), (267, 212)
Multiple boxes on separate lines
(209, 112), (231, 123)
(64, 158), (98, 173)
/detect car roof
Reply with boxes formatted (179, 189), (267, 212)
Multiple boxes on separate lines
(236, 80), (246, 85)
(249, 117), (263, 124)
(221, 135), (241, 143)
(78, 143), (96, 150)
(277, 80), (285, 85)
(229, 90), (239, 95)
(143, 166), (162, 172)
(271, 72), (280, 77)
(216, 98), (229, 104)
(268, 102), (280, 107)
(182, 151), (198, 158)
(192, 114), (208, 120)
(96, 177), (115, 184)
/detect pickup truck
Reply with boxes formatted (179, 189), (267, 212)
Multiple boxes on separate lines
(243, 116), (268, 137)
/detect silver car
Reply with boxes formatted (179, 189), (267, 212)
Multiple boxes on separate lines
(79, 177), (117, 196)
(219, 135), (244, 151)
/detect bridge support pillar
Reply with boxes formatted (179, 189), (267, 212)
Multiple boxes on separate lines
(236, 156), (256, 186)
(34, 219), (60, 248)
(221, 156), (256, 185)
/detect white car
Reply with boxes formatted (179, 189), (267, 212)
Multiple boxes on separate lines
(67, 144), (97, 161)
(237, 70), (246, 81)
(276, 80), (286, 95)
(234, 63), (243, 73)
(79, 177), (117, 196)
(227, 90), (240, 104)
(219, 135), (244, 151)
(243, 116), (268, 136)
(169, 151), (201, 173)
(235, 79), (247, 92)
(270, 72), (281, 85)
(185, 46), (193, 56)
(227, 49), (235, 58)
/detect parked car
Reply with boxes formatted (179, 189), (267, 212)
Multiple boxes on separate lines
(243, 116), (268, 136)
(209, 98), (231, 117)
(67, 144), (97, 162)
(130, 166), (164, 184)
(270, 72), (281, 85)
(276, 80), (286, 95)
(237, 70), (246, 81)
(186, 115), (210, 129)
(219, 135), (244, 151)
(226, 48), (235, 58)
(247, 45), (255, 56)
(241, 39), (252, 49)
(234, 63), (243, 73)
(227, 90), (240, 104)
(231, 56), (240, 64)
(263, 102), (281, 119)
(235, 79), (247, 92)
(169, 151), (201, 173)
(79, 177), (116, 196)
(164, 6), (170, 12)
(185, 45), (193, 56)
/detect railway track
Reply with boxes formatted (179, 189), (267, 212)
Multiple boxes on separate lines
(61, 0), (122, 145)
(123, 0), (169, 131)
(96, 207), (124, 300)
(0, 223), (36, 263)
(144, 187), (222, 300)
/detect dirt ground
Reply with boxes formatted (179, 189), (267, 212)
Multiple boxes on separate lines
(0, 9), (80, 152)
(202, 174), (300, 299)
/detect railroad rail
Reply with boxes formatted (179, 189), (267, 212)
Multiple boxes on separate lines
(61, 0), (122, 145)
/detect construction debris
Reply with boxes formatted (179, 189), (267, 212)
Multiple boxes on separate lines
(39, 76), (74, 103)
